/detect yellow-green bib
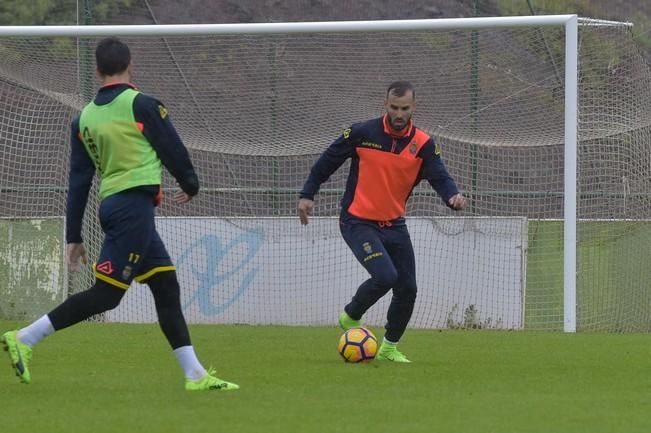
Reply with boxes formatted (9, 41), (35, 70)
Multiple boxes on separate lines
(79, 88), (161, 200)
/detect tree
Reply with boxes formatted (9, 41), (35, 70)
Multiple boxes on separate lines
(0, 0), (133, 26)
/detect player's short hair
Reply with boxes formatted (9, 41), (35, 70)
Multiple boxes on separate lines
(96, 37), (131, 76)
(386, 81), (415, 99)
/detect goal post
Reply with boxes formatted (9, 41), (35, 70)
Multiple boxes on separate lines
(0, 15), (647, 332)
(564, 15), (578, 333)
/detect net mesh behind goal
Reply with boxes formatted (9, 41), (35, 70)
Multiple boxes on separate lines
(1, 20), (650, 331)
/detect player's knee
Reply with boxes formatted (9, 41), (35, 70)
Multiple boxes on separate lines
(371, 267), (399, 289)
(405, 287), (417, 303)
(92, 280), (126, 310)
(393, 284), (417, 303)
(147, 271), (181, 307)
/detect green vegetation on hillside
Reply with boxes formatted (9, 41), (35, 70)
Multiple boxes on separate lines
(0, 0), (133, 25)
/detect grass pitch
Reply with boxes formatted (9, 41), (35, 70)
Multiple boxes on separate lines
(1, 321), (650, 433)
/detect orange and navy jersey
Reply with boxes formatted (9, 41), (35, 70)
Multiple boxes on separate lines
(300, 115), (460, 222)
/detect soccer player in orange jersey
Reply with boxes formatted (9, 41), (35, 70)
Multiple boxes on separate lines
(298, 81), (465, 362)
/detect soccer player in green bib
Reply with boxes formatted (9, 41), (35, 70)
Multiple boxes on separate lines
(1, 37), (238, 391)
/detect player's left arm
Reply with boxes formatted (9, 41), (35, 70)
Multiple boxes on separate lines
(418, 139), (465, 210)
(133, 94), (199, 198)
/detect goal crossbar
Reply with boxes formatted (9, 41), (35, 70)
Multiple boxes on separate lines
(0, 15), (580, 37)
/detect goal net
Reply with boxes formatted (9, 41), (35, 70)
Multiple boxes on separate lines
(0, 17), (650, 331)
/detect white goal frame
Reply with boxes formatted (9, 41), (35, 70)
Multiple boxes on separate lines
(0, 15), (583, 331)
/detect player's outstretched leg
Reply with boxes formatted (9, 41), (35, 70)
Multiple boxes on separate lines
(185, 368), (240, 391)
(376, 338), (411, 363)
(1, 330), (33, 383)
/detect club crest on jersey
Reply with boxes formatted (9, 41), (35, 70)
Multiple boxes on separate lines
(96, 260), (114, 275)
(434, 143), (442, 156)
(158, 105), (168, 119)
(122, 265), (133, 280)
(362, 242), (373, 254)
(409, 141), (418, 155)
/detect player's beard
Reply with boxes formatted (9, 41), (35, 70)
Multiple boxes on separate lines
(389, 114), (410, 131)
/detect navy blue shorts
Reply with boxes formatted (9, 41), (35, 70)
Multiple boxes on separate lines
(94, 188), (174, 289)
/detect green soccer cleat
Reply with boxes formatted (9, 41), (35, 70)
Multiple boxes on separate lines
(1, 330), (33, 383)
(338, 311), (361, 331)
(185, 368), (240, 391)
(376, 342), (411, 363)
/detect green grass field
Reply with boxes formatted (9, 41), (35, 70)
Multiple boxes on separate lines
(1, 321), (650, 433)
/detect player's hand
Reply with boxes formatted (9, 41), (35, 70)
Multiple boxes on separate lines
(66, 243), (88, 273)
(448, 193), (466, 210)
(298, 198), (314, 225)
(174, 191), (192, 204)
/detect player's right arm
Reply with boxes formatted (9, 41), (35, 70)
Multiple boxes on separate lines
(66, 117), (94, 271)
(298, 125), (359, 225)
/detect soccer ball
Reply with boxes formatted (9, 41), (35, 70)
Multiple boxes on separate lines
(337, 327), (378, 363)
